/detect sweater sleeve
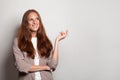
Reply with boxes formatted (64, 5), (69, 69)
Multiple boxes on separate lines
(47, 50), (58, 71)
(13, 38), (31, 74)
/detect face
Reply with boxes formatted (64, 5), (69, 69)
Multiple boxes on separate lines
(27, 12), (40, 32)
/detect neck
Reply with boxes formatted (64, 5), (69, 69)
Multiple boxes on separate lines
(31, 32), (37, 37)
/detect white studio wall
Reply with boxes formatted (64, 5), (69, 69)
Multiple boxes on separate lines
(0, 0), (120, 80)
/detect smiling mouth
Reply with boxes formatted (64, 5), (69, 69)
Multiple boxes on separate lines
(32, 25), (38, 27)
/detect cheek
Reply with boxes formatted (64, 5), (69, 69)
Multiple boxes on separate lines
(28, 22), (32, 25)
(37, 20), (40, 23)
(27, 23), (32, 29)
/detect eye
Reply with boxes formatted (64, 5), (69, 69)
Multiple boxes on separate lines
(28, 18), (33, 21)
(36, 18), (39, 20)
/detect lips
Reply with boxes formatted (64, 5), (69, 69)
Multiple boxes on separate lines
(32, 24), (38, 28)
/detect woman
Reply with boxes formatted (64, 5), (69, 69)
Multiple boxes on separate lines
(13, 9), (68, 80)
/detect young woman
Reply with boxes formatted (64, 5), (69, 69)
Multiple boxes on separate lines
(13, 9), (68, 80)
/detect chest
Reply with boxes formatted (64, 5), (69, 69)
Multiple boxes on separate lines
(22, 52), (48, 65)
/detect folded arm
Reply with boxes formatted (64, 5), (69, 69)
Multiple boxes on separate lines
(13, 38), (50, 74)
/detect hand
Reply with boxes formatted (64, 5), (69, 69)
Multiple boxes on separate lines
(43, 66), (51, 70)
(56, 30), (68, 42)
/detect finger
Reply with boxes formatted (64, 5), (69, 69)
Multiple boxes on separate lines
(60, 32), (64, 36)
(59, 30), (68, 36)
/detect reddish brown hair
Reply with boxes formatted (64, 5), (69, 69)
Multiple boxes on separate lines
(18, 9), (53, 58)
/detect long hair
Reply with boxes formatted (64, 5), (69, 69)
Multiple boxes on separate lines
(18, 9), (53, 58)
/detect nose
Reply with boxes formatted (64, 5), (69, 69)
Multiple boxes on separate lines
(33, 19), (37, 24)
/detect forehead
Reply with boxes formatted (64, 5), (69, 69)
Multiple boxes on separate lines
(28, 12), (39, 18)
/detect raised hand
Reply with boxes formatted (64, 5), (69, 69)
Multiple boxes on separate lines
(56, 30), (68, 42)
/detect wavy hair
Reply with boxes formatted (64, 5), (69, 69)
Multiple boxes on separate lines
(18, 9), (53, 58)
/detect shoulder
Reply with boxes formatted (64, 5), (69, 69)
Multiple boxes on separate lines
(14, 37), (18, 42)
(13, 37), (19, 46)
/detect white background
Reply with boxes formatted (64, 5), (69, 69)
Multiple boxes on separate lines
(0, 0), (120, 80)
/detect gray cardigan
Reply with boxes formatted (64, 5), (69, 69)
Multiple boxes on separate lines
(13, 38), (58, 80)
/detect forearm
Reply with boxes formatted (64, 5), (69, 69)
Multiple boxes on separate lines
(53, 38), (59, 63)
(28, 65), (50, 72)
